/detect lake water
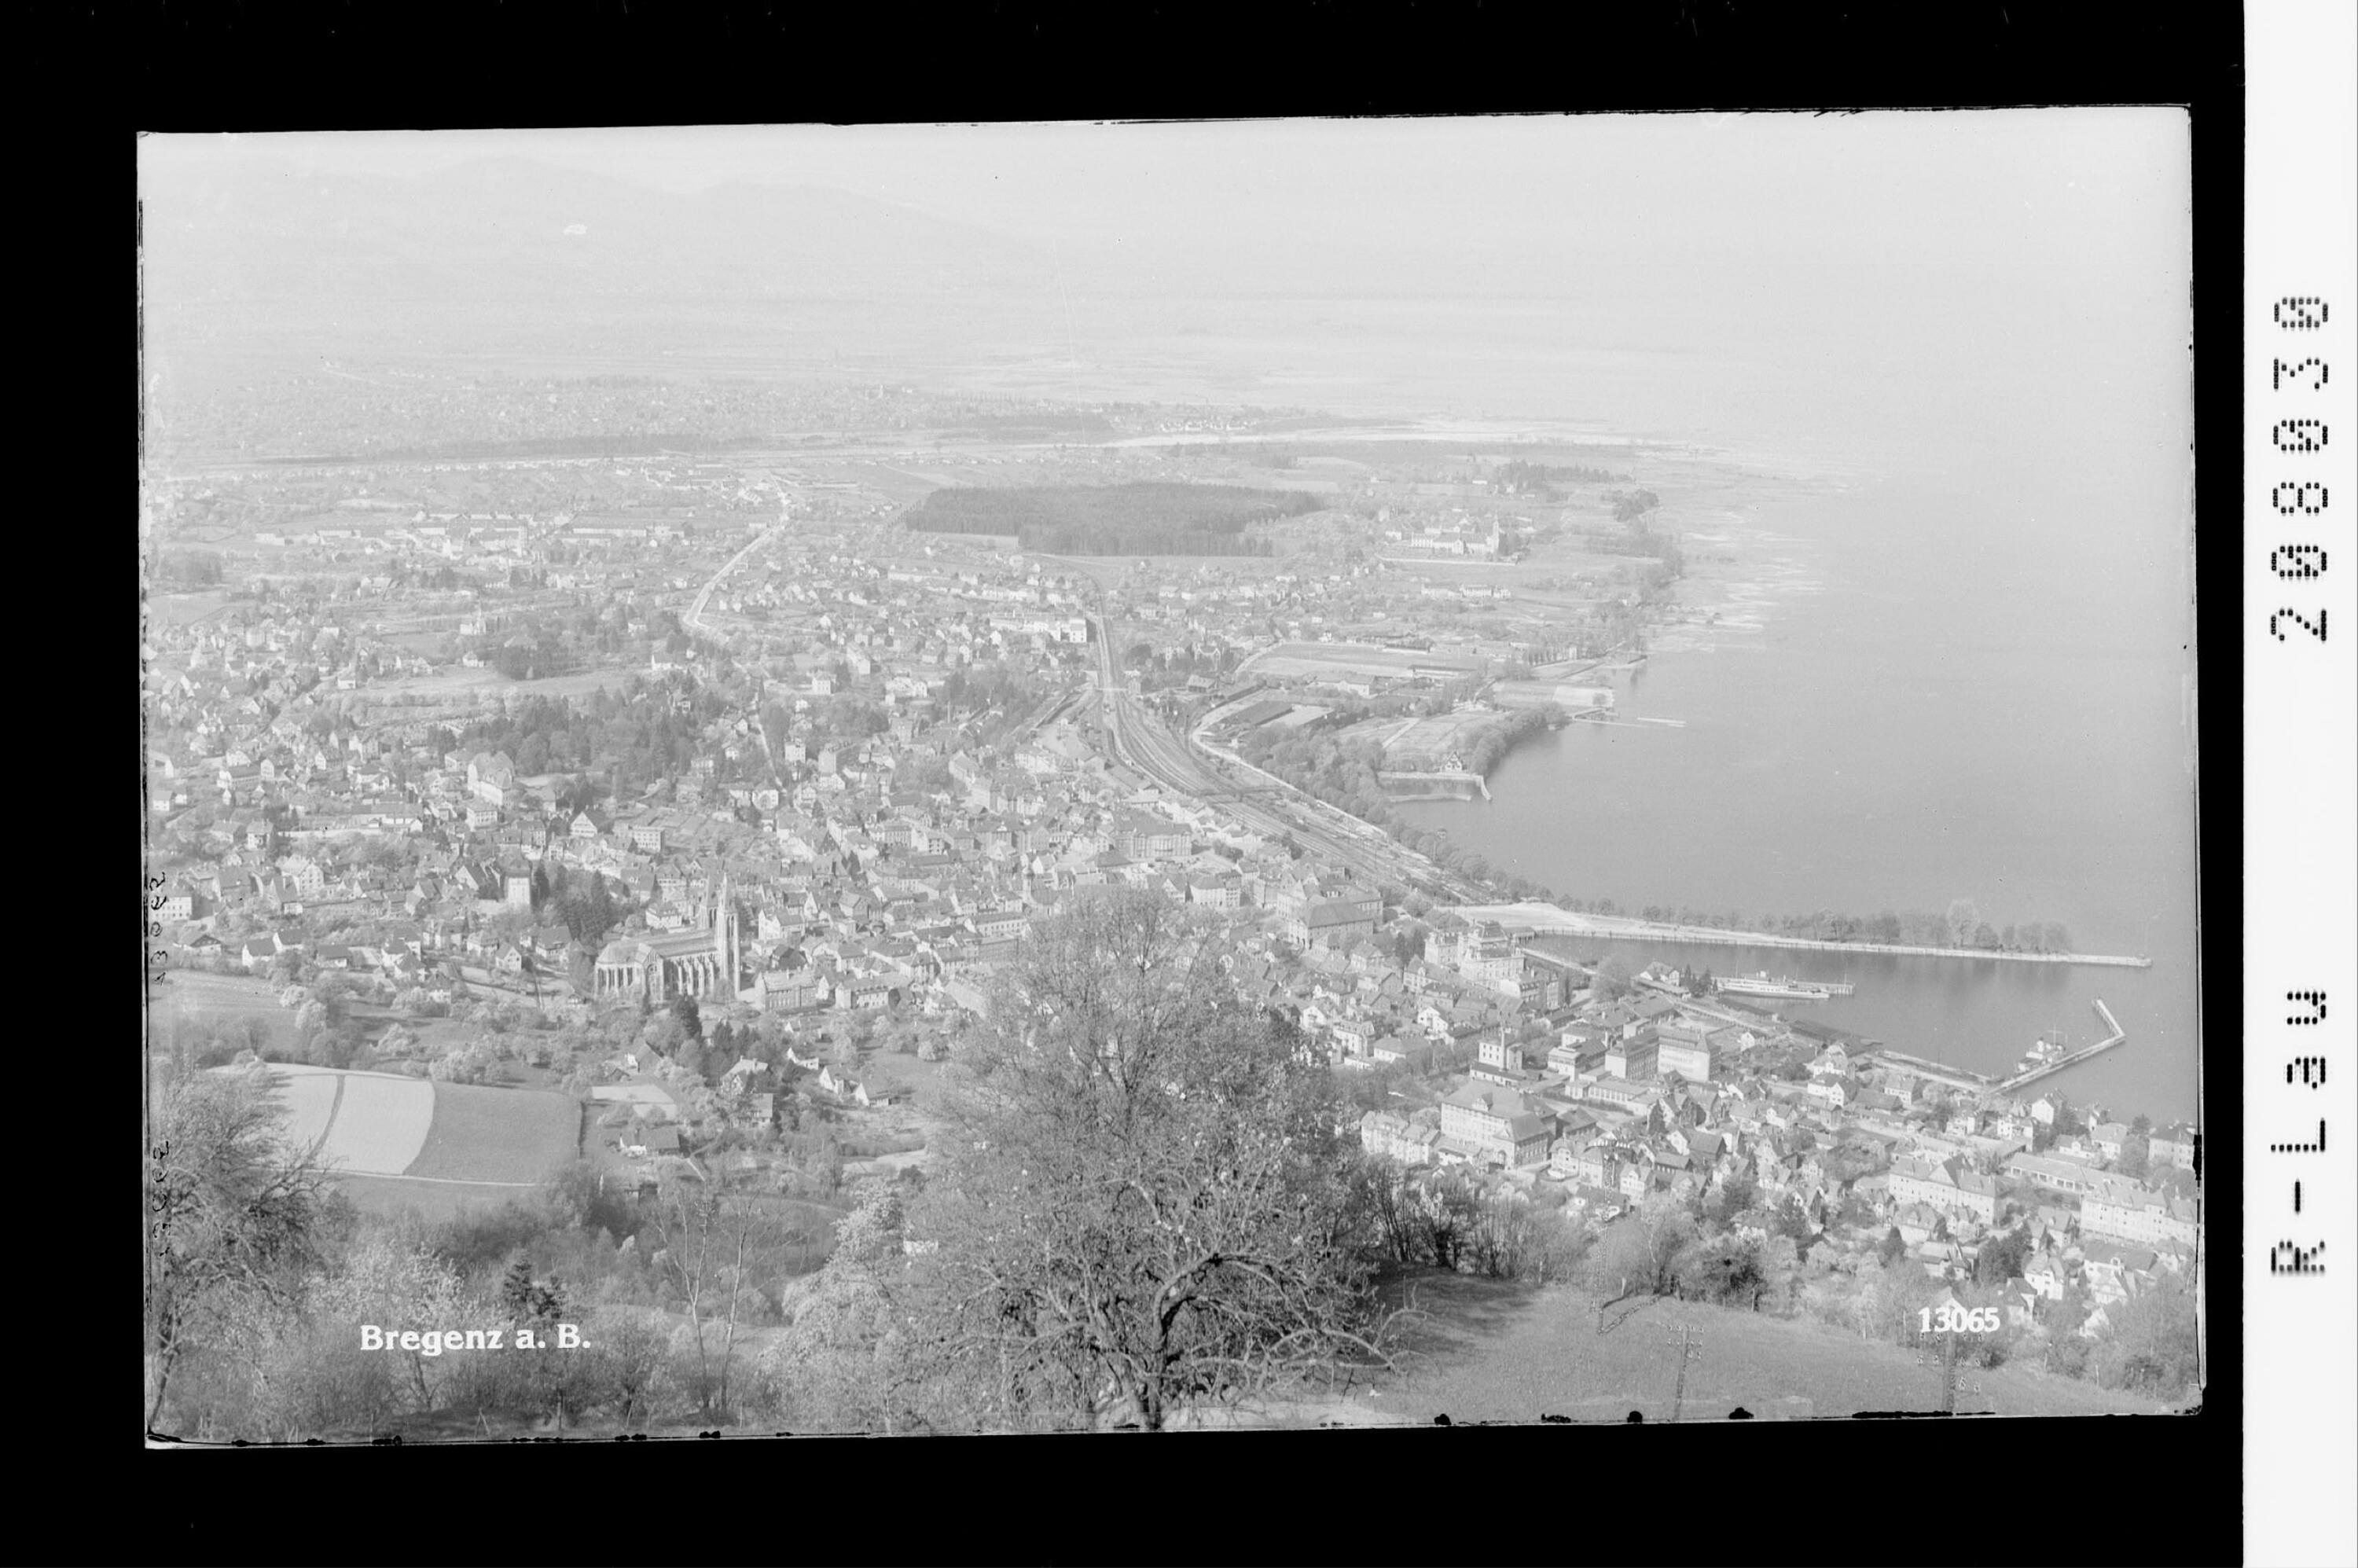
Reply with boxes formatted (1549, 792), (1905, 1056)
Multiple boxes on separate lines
(1370, 270), (2202, 1125)
(674, 261), (2202, 1126)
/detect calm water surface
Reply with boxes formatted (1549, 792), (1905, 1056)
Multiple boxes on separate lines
(1383, 277), (2200, 1123)
(1401, 465), (2199, 1122)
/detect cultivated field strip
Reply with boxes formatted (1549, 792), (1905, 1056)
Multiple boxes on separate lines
(264, 1065), (436, 1176)
(270, 1067), (343, 1156)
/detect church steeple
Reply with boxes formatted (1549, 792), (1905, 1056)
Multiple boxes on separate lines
(714, 870), (736, 998)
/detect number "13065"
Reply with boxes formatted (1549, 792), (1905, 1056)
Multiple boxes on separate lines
(1919, 1305), (2000, 1335)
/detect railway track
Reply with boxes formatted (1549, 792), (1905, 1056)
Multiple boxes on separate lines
(1084, 607), (1479, 898)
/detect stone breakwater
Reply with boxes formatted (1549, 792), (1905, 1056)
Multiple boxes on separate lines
(1451, 903), (2154, 969)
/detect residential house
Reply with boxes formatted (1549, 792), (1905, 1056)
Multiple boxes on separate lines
(1438, 1081), (1557, 1170)
(1471, 1034), (1533, 1085)
(2022, 1253), (2070, 1302)
(1359, 1110), (1442, 1167)
(2004, 1151), (2101, 1197)
(1604, 1030), (1658, 1081)
(1894, 1201), (1945, 1247)
(2147, 1123), (2199, 1171)
(1370, 1036), (1434, 1073)
(2081, 1177), (2199, 1249)
(1885, 1155), (2000, 1224)
(1287, 898), (1379, 950)
(2080, 1241), (2158, 1306)
(1655, 1019), (1720, 1085)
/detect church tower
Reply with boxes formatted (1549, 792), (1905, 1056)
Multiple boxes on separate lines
(714, 871), (736, 998)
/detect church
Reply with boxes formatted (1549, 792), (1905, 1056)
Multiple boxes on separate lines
(592, 874), (744, 1003)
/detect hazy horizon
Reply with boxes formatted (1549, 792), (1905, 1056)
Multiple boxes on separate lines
(140, 115), (2189, 290)
(141, 115), (2192, 474)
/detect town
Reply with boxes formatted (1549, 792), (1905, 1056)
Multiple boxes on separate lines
(144, 369), (2202, 1431)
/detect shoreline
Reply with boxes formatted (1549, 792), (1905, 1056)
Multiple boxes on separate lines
(1453, 902), (2152, 970)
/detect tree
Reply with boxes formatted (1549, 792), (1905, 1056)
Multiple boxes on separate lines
(146, 1067), (348, 1430)
(1972, 1227), (2033, 1289)
(1773, 1193), (1815, 1242)
(1343, 1155), (1422, 1265)
(288, 1236), (473, 1422)
(642, 1179), (727, 1418)
(559, 874), (620, 948)
(1757, 1235), (1803, 1316)
(1670, 1235), (1770, 1309)
(487, 903), (536, 945)
(755, 1179), (938, 1430)
(579, 1307), (670, 1430)
(913, 887), (1399, 1431)
(1945, 899), (1982, 949)
(1585, 1194), (1697, 1299)
(642, 1177), (793, 1420)
(1706, 1166), (1758, 1227)
(2091, 1267), (2200, 1398)
(2117, 1113), (2154, 1180)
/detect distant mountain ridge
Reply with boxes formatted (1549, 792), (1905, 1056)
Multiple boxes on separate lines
(144, 154), (1063, 309)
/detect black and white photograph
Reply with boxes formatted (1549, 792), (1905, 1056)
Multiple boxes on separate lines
(140, 114), (2204, 1445)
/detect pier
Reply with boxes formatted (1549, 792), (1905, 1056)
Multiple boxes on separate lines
(1994, 1000), (2127, 1092)
(1868, 1001), (2127, 1096)
(1570, 712), (1688, 729)
(1453, 902), (2154, 969)
(1868, 1048), (1997, 1092)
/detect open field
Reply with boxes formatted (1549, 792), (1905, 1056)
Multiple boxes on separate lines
(148, 971), (301, 1056)
(1351, 711), (1497, 762)
(262, 1065), (436, 1175)
(1346, 1272), (2169, 1423)
(240, 1065), (578, 1219)
(148, 590), (235, 626)
(1251, 641), (1479, 681)
(270, 1069), (343, 1152)
(403, 1081), (582, 1183)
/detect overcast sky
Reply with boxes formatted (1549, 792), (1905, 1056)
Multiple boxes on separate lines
(144, 113), (2190, 288)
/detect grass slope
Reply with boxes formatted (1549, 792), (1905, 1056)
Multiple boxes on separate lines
(148, 972), (302, 1058)
(401, 1081), (582, 1184)
(1346, 1272), (2167, 1424)
(331, 1173), (531, 1225)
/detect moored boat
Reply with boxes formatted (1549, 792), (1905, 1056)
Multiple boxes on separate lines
(1713, 971), (1852, 1001)
(2015, 1027), (2072, 1074)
